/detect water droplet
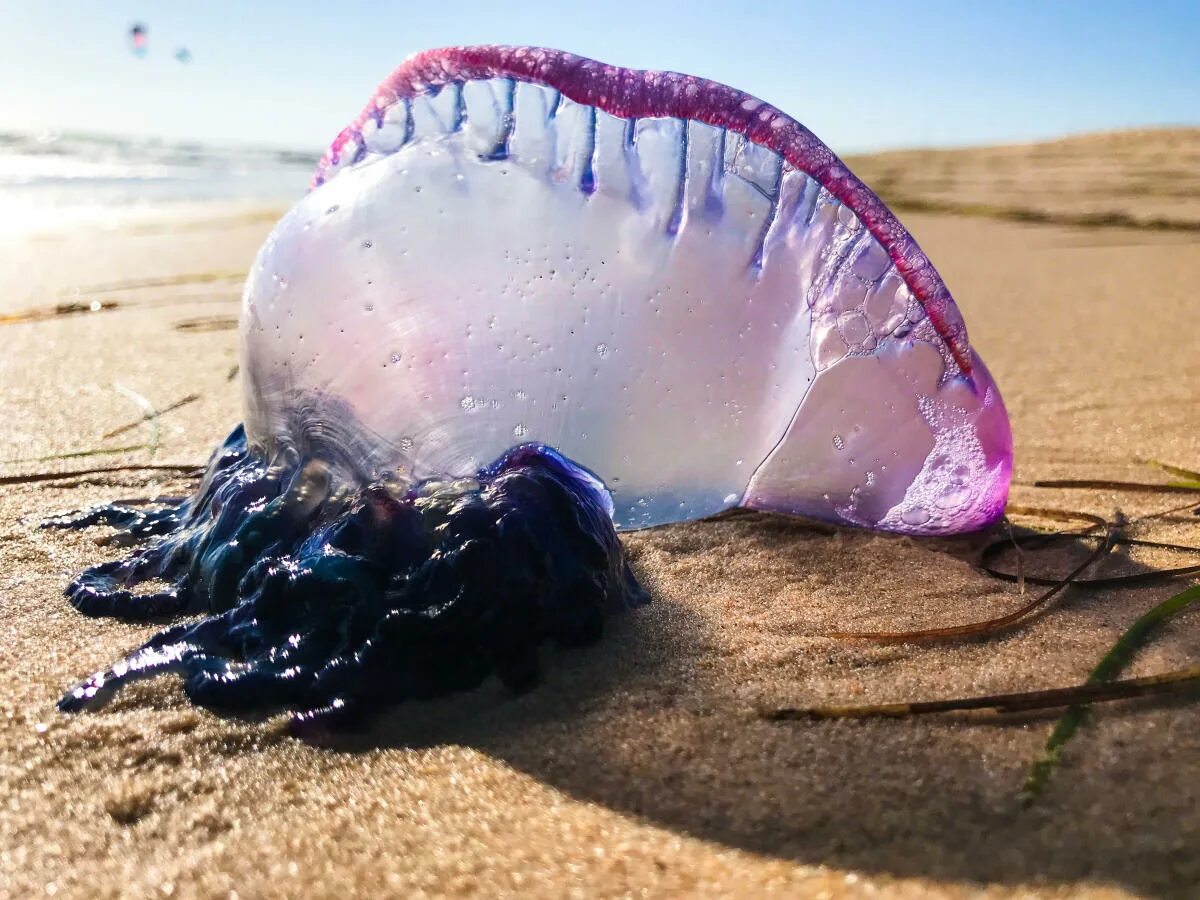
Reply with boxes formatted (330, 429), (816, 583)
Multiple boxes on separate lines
(389, 352), (402, 364)
(399, 437), (414, 451)
(460, 395), (476, 411)
(723, 493), (739, 505)
(512, 423), (528, 438)
(595, 342), (609, 357)
(901, 506), (931, 526)
(936, 486), (971, 509)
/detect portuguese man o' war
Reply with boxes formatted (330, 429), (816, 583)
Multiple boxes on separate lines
(49, 46), (1012, 729)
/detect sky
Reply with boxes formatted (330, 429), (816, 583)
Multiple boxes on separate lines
(0, 0), (1197, 154)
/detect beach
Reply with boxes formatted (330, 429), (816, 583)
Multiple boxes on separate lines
(1, 131), (1199, 898)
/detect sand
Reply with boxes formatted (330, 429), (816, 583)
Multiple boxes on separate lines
(846, 128), (1200, 228)
(2, 134), (1199, 898)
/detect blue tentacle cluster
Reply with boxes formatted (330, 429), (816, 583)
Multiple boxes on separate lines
(46, 428), (647, 730)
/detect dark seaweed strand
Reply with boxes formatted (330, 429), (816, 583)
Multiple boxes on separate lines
(3, 463), (201, 487)
(314, 45), (976, 381)
(763, 666), (1200, 721)
(49, 431), (647, 729)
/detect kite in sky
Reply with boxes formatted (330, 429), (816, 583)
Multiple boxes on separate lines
(128, 23), (148, 57)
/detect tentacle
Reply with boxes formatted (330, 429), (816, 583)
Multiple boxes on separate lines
(65, 557), (191, 619)
(42, 501), (187, 539)
(181, 656), (314, 711)
(58, 610), (246, 711)
(59, 641), (197, 712)
(187, 461), (331, 610)
(56, 441), (647, 728)
(289, 697), (363, 735)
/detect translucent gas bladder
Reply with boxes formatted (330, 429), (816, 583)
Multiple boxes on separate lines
(244, 71), (1010, 535)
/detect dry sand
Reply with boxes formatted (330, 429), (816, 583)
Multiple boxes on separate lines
(1, 134), (1199, 898)
(846, 127), (1200, 228)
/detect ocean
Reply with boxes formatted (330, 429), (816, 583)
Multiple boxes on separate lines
(0, 130), (316, 234)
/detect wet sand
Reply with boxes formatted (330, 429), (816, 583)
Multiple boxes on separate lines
(2, 137), (1199, 898)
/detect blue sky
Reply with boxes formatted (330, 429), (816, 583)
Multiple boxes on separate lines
(0, 0), (1197, 153)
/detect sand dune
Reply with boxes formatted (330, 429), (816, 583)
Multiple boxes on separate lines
(847, 127), (1200, 228)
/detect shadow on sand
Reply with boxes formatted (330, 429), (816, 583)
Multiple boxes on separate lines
(307, 515), (1200, 897)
